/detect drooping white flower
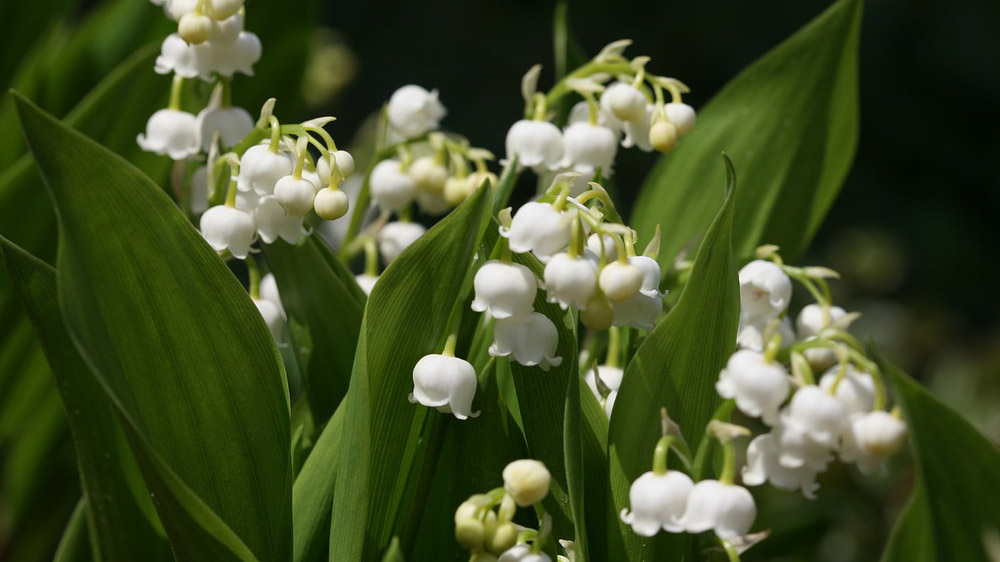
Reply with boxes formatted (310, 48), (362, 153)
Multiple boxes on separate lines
(238, 145), (293, 194)
(601, 81), (648, 122)
(355, 273), (378, 295)
(543, 253), (598, 310)
(387, 85), (447, 139)
(273, 175), (317, 216)
(162, 0), (197, 21)
(409, 354), (479, 420)
(490, 312), (562, 370)
(154, 34), (214, 79)
(498, 544), (550, 562)
(259, 273), (284, 312)
(253, 297), (284, 341)
(246, 194), (303, 244)
(819, 366), (876, 415)
(739, 260), (792, 321)
(611, 292), (662, 331)
(620, 103), (654, 152)
(189, 165), (209, 214)
(317, 150), (355, 186)
(408, 156), (448, 193)
(776, 386), (848, 469)
(503, 459), (551, 506)
(839, 410), (907, 472)
(501, 202), (570, 258)
(679, 480), (756, 539)
(716, 350), (790, 425)
(471, 260), (537, 320)
(561, 122), (618, 176)
(199, 205), (255, 258)
(378, 221), (426, 264)
(620, 470), (694, 536)
(210, 12), (244, 45)
(604, 390), (618, 418)
(736, 316), (795, 352)
(742, 433), (820, 498)
(370, 159), (417, 212)
(584, 363), (624, 400)
(664, 102), (696, 136)
(505, 120), (564, 171)
(196, 105), (253, 152)
(568, 100), (623, 134)
(797, 304), (848, 369)
(211, 32), (262, 78)
(599, 261), (644, 302)
(137, 108), (199, 160)
(629, 255), (664, 298)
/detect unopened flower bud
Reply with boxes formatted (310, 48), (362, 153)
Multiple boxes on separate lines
(388, 85), (447, 139)
(333, 150), (355, 178)
(488, 522), (518, 555)
(314, 187), (350, 220)
(599, 261), (644, 302)
(409, 156), (448, 193)
(664, 102), (696, 135)
(205, 0), (244, 20)
(649, 120), (678, 154)
(503, 459), (551, 507)
(178, 12), (213, 44)
(601, 82), (647, 122)
(273, 175), (317, 216)
(455, 501), (485, 550)
(581, 294), (614, 331)
(444, 176), (472, 206)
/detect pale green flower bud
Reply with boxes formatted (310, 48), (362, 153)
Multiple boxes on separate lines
(502, 459), (551, 507)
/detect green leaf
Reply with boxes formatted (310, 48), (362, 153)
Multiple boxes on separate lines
(265, 237), (365, 422)
(1, 236), (172, 561)
(880, 484), (934, 562)
(12, 93), (292, 561)
(608, 156), (740, 559)
(53, 499), (91, 562)
(876, 349), (1000, 562)
(631, 0), (862, 264)
(292, 405), (345, 562)
(330, 185), (491, 561)
(563, 347), (588, 562)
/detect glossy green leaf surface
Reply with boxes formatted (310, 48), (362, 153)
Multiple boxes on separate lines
(13, 94), (291, 561)
(330, 185), (490, 561)
(1, 237), (172, 562)
(608, 157), (740, 559)
(292, 405), (344, 562)
(631, 0), (862, 264)
(877, 350), (1000, 562)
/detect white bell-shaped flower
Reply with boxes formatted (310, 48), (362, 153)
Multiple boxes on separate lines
(238, 145), (293, 194)
(839, 411), (907, 472)
(679, 480), (756, 539)
(370, 159), (417, 212)
(210, 12), (244, 45)
(409, 354), (479, 420)
(386, 85), (446, 139)
(471, 260), (537, 320)
(736, 316), (795, 352)
(503, 459), (551, 506)
(568, 100), (623, 134)
(253, 297), (284, 342)
(620, 103), (654, 152)
(601, 82), (648, 122)
(739, 260), (792, 321)
(490, 312), (562, 370)
(414, 189), (452, 216)
(212, 32), (261, 77)
(543, 253), (598, 310)
(154, 34), (213, 79)
(355, 273), (378, 295)
(249, 195), (303, 244)
(137, 109), (199, 160)
(196, 106), (253, 151)
(611, 292), (662, 331)
(378, 221), (426, 264)
(259, 273), (284, 311)
(599, 261), (644, 302)
(501, 202), (570, 258)
(819, 366), (876, 415)
(584, 363), (624, 400)
(273, 175), (317, 216)
(562, 122), (618, 175)
(776, 386), (848, 469)
(199, 205), (255, 259)
(505, 120), (564, 172)
(664, 102), (696, 136)
(620, 470), (694, 535)
(317, 150), (355, 185)
(742, 433), (820, 499)
(162, 0), (197, 21)
(408, 156), (448, 193)
(629, 255), (664, 298)
(498, 544), (550, 562)
(604, 389), (618, 418)
(715, 350), (790, 425)
(797, 304), (848, 369)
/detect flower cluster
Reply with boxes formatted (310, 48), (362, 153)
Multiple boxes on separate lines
(724, 249), (907, 497)
(507, 40), (696, 195)
(454, 459), (574, 562)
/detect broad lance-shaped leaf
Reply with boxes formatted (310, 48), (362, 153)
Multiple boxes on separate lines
(880, 484), (934, 562)
(631, 0), (862, 264)
(292, 405), (345, 562)
(876, 349), (1000, 562)
(330, 185), (490, 561)
(609, 156), (740, 559)
(1, 237), (172, 561)
(13, 93), (291, 561)
(265, 236), (365, 422)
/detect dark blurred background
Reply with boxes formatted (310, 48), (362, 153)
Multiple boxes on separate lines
(5, 0), (999, 560)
